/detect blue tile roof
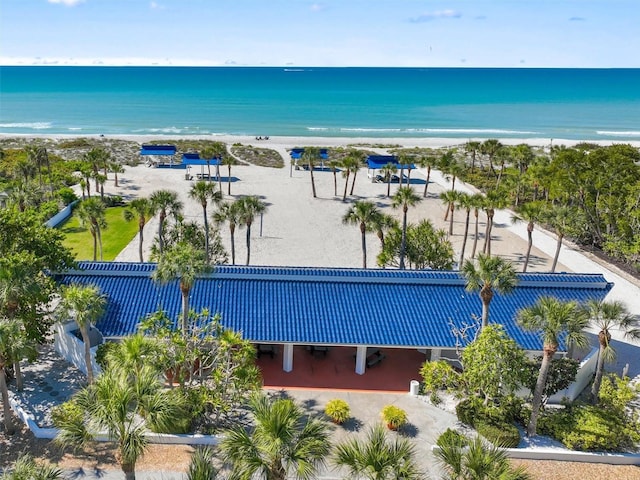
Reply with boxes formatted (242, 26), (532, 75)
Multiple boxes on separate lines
(54, 263), (613, 351)
(140, 144), (177, 156)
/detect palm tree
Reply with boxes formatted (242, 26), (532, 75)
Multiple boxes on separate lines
(480, 139), (503, 174)
(213, 200), (242, 265)
(440, 190), (460, 235)
(348, 150), (366, 196)
(123, 197), (156, 262)
(462, 253), (517, 329)
(341, 155), (360, 201)
(343, 200), (380, 268)
(56, 364), (185, 480)
(543, 205), (574, 273)
(59, 283), (106, 384)
(328, 159), (341, 196)
(150, 189), (183, 254)
(334, 423), (424, 480)
(84, 147), (110, 192)
(237, 195), (267, 265)
(469, 193), (485, 259)
(511, 201), (543, 272)
(303, 147), (320, 198)
(434, 433), (531, 480)
(371, 212), (399, 250)
(221, 154), (235, 196)
(586, 299), (640, 403)
(110, 162), (125, 187)
(1, 453), (63, 479)
(189, 181), (223, 264)
(221, 394), (331, 480)
(200, 146), (215, 181)
(481, 189), (508, 256)
(380, 162), (397, 198)
(464, 140), (482, 172)
(77, 197), (107, 261)
(517, 297), (589, 436)
(440, 150), (464, 193)
(152, 241), (209, 336)
(417, 154), (437, 198)
(455, 192), (473, 267)
(391, 186), (422, 270)
(25, 145), (49, 190)
(0, 319), (25, 435)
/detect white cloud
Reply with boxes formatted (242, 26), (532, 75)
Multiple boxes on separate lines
(150, 2), (165, 10)
(409, 10), (462, 23)
(310, 3), (327, 13)
(48, 0), (85, 6)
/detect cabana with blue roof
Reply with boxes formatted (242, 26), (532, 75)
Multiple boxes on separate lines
(366, 155), (415, 182)
(290, 148), (329, 170)
(54, 262), (613, 376)
(140, 144), (178, 168)
(182, 152), (221, 180)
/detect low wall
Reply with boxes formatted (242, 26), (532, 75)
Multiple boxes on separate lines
(45, 200), (78, 228)
(54, 321), (101, 376)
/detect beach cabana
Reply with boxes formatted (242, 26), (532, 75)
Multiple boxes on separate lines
(182, 152), (221, 180)
(290, 148), (329, 169)
(140, 144), (178, 168)
(366, 155), (415, 182)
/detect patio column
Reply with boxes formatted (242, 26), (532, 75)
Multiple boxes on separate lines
(283, 343), (294, 372)
(431, 348), (441, 361)
(355, 345), (367, 375)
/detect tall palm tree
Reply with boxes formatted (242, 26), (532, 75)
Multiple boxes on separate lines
(480, 139), (503, 174)
(481, 188), (508, 256)
(77, 197), (107, 261)
(110, 162), (125, 187)
(586, 299), (640, 403)
(464, 140), (482, 172)
(56, 364), (185, 480)
(462, 253), (517, 328)
(511, 201), (543, 272)
(303, 147), (320, 198)
(200, 146), (215, 181)
(455, 192), (473, 267)
(25, 145), (49, 190)
(237, 195), (267, 265)
(517, 297), (589, 436)
(434, 432), (531, 480)
(417, 154), (437, 198)
(371, 212), (399, 250)
(440, 190), (460, 235)
(342, 200), (380, 268)
(213, 200), (242, 265)
(152, 242), (209, 336)
(341, 155), (360, 201)
(328, 159), (341, 196)
(189, 181), (223, 264)
(543, 204), (574, 273)
(391, 186), (422, 270)
(221, 394), (331, 480)
(59, 283), (106, 384)
(0, 319), (25, 435)
(150, 189), (183, 254)
(84, 147), (110, 192)
(380, 162), (397, 198)
(1, 453), (63, 479)
(334, 423), (424, 480)
(221, 154), (235, 196)
(348, 149), (366, 196)
(123, 197), (156, 262)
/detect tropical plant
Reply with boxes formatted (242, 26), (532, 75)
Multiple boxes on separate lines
(455, 192), (473, 266)
(150, 189), (183, 254)
(334, 423), (424, 479)
(543, 204), (579, 273)
(187, 447), (219, 480)
(417, 153), (437, 198)
(511, 201), (543, 272)
(325, 398), (350, 424)
(464, 140), (482, 172)
(420, 360), (460, 403)
(434, 431), (531, 480)
(480, 139), (504, 174)
(370, 212), (398, 250)
(328, 159), (341, 196)
(58, 283), (106, 383)
(380, 162), (397, 197)
(440, 190), (460, 236)
(221, 154), (235, 195)
(516, 296), (589, 436)
(469, 193), (485, 259)
(189, 180), (223, 263)
(152, 241), (210, 336)
(381, 405), (407, 430)
(342, 200), (380, 268)
(0, 453), (63, 479)
(77, 197), (107, 261)
(341, 154), (360, 201)
(220, 393), (331, 480)
(303, 147), (321, 198)
(213, 200), (242, 265)
(481, 188), (508, 256)
(123, 197), (156, 262)
(236, 195), (267, 265)
(0, 319), (24, 435)
(585, 299), (640, 403)
(110, 161), (125, 187)
(348, 149), (366, 196)
(391, 186), (422, 270)
(461, 253), (517, 328)
(55, 364), (186, 480)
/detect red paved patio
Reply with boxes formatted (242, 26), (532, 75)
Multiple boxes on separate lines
(256, 345), (427, 393)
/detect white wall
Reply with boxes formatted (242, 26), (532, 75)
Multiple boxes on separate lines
(54, 321), (101, 377)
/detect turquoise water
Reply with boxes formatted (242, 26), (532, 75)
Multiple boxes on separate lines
(1, 66), (639, 140)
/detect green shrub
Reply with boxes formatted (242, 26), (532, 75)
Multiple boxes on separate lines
(475, 420), (521, 448)
(420, 360), (459, 399)
(455, 396), (483, 426)
(51, 401), (84, 429)
(146, 388), (193, 434)
(381, 405), (408, 430)
(56, 187), (78, 206)
(94, 340), (119, 370)
(324, 399), (350, 424)
(436, 428), (468, 448)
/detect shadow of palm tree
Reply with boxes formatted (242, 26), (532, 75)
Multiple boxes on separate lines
(398, 422), (419, 438)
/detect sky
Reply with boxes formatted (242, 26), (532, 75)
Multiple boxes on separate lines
(0, 0), (638, 67)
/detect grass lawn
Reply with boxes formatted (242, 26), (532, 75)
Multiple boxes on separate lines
(58, 205), (139, 261)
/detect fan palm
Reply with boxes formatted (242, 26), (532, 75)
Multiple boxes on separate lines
(455, 192), (473, 267)
(348, 149), (366, 196)
(334, 423), (424, 480)
(462, 253), (517, 329)
(371, 212), (399, 250)
(341, 155), (360, 201)
(440, 190), (460, 236)
(220, 393), (331, 480)
(543, 205), (574, 273)
(1, 453), (63, 479)
(123, 197), (156, 262)
(221, 154), (235, 195)
(303, 147), (321, 198)
(391, 186), (422, 270)
(469, 194), (485, 259)
(213, 201), (242, 265)
(481, 188), (508, 256)
(417, 154), (437, 198)
(464, 140), (482, 172)
(236, 195), (267, 265)
(59, 283), (106, 384)
(189, 181), (223, 264)
(343, 200), (381, 268)
(586, 299), (640, 403)
(77, 197), (107, 261)
(328, 159), (341, 196)
(517, 296), (589, 436)
(150, 189), (183, 254)
(0, 319), (26, 435)
(380, 162), (397, 198)
(511, 201), (543, 272)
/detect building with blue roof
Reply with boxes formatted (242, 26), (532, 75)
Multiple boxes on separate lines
(54, 262), (613, 376)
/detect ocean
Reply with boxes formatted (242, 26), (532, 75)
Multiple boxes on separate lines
(1, 66), (639, 141)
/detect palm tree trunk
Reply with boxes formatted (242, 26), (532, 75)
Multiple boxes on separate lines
(386, 179), (391, 198)
(97, 227), (104, 261)
(310, 168), (317, 198)
(333, 171), (337, 196)
(360, 223), (367, 268)
(551, 234), (563, 273)
(203, 204), (210, 264)
(230, 225), (236, 265)
(138, 222), (145, 263)
(121, 462), (136, 480)
(399, 207), (408, 270)
(423, 167), (431, 197)
(448, 204), (454, 236)
(523, 226), (533, 273)
(472, 210), (479, 258)
(350, 170), (358, 196)
(92, 231), (97, 262)
(246, 224), (252, 265)
(0, 365), (14, 435)
(227, 165), (232, 195)
(528, 347), (555, 436)
(459, 209), (470, 267)
(158, 212), (166, 254)
(180, 284), (190, 336)
(13, 361), (23, 391)
(342, 172), (350, 201)
(591, 333), (610, 403)
(80, 324), (94, 383)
